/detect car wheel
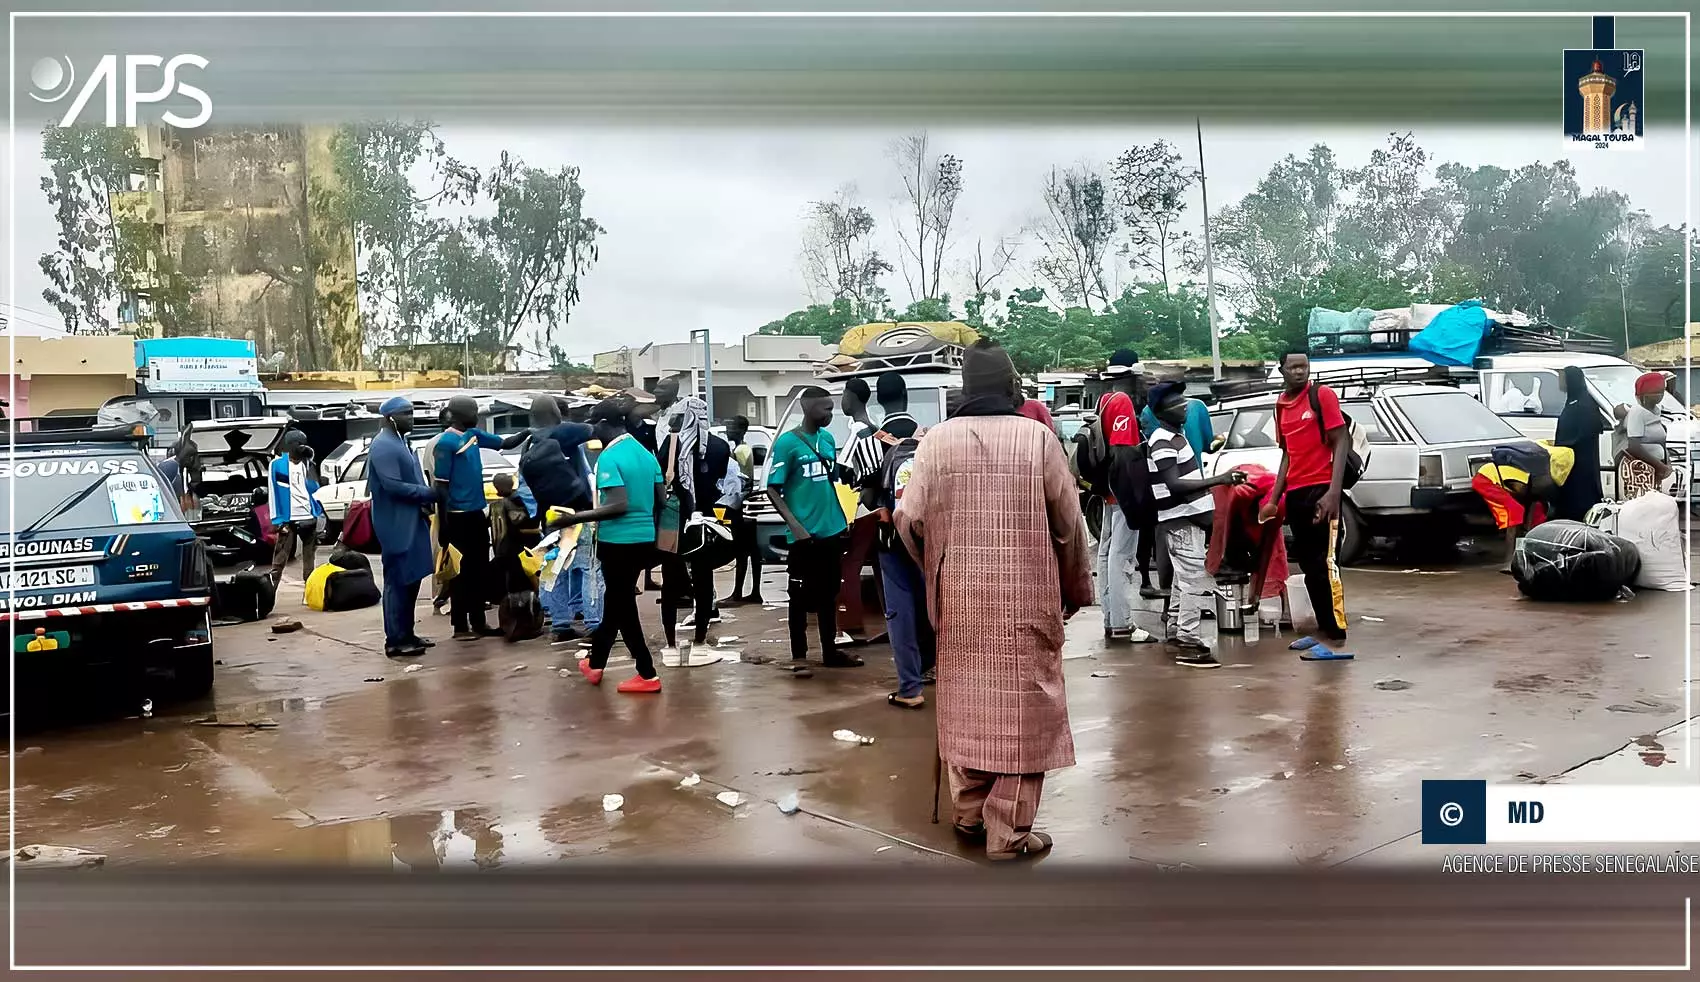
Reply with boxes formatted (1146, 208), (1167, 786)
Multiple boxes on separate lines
(1083, 494), (1104, 542)
(1335, 499), (1368, 567)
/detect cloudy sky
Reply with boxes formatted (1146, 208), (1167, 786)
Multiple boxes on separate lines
(5, 123), (1690, 358)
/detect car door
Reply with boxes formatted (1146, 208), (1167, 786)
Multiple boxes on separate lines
(1203, 405), (1284, 478)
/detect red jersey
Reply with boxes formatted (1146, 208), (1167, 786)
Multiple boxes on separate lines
(1276, 383), (1347, 491)
(1096, 390), (1138, 447)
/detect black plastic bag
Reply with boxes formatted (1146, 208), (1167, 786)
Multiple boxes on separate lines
(499, 590), (543, 643)
(1511, 520), (1641, 602)
(323, 568), (381, 611)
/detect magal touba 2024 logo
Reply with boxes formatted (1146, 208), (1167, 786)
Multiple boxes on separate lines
(28, 55), (211, 128)
(1563, 48), (1643, 151)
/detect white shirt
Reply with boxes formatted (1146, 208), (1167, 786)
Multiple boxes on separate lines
(287, 460), (312, 521)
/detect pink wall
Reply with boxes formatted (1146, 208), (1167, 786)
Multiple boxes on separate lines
(0, 375), (28, 419)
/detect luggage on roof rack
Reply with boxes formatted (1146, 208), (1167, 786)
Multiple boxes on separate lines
(1306, 303), (1618, 359)
(819, 322), (977, 378)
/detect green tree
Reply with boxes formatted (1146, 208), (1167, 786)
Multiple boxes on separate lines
(1213, 144), (1343, 324)
(799, 185), (893, 321)
(439, 151), (603, 356)
(38, 125), (144, 333)
(1241, 261), (1417, 355)
(1337, 132), (1449, 274)
(322, 121), (480, 349)
(756, 297), (863, 344)
(1035, 165), (1117, 311)
(893, 295), (955, 322)
(1110, 140), (1199, 293)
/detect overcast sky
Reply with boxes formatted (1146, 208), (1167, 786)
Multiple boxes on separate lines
(5, 124), (1690, 358)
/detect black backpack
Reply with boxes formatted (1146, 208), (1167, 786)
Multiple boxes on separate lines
(1074, 416), (1112, 494)
(519, 434), (591, 511)
(1107, 443), (1159, 528)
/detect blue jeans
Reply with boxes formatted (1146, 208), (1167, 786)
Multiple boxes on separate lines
(382, 575), (421, 650)
(880, 547), (935, 698)
(544, 537), (601, 633)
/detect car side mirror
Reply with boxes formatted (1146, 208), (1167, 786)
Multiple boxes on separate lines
(752, 447), (769, 466)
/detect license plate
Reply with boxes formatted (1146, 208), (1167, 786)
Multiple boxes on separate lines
(0, 565), (95, 592)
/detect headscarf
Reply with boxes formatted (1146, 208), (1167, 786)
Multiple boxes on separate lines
(954, 340), (1022, 417)
(1635, 371), (1666, 397)
(1556, 366), (1604, 439)
(670, 396), (709, 498)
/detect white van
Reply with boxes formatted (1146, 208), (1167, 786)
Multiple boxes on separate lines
(1295, 351), (1692, 501)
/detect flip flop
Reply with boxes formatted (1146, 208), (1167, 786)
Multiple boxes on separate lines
(1299, 645), (1355, 661)
(1289, 636), (1321, 651)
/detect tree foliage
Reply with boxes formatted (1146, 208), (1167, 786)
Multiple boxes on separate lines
(800, 185), (893, 322)
(38, 125), (143, 334)
(1034, 165), (1117, 311)
(1110, 140), (1199, 293)
(890, 132), (964, 304)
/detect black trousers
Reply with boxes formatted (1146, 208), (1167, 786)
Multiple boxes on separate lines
(786, 533), (845, 660)
(1285, 484), (1348, 641)
(661, 550), (717, 646)
(730, 508), (764, 599)
(589, 541), (658, 679)
(443, 510), (493, 632)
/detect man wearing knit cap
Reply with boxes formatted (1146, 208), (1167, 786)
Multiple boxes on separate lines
(895, 339), (1094, 861)
(367, 397), (440, 658)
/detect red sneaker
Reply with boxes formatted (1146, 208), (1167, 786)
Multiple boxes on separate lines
(578, 658), (603, 686)
(616, 674), (662, 694)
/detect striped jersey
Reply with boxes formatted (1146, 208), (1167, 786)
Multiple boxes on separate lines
(1146, 425), (1214, 524)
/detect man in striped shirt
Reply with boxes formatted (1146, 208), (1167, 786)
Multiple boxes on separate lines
(1146, 382), (1247, 669)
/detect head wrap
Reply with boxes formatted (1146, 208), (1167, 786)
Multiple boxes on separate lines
(379, 396), (413, 417)
(670, 396), (710, 498)
(1635, 371), (1667, 397)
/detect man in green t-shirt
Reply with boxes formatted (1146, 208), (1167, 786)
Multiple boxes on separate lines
(554, 401), (665, 694)
(768, 386), (860, 669)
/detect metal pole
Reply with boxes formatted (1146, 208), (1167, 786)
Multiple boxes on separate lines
(1619, 273), (1631, 353)
(690, 329), (715, 422)
(1197, 117), (1222, 381)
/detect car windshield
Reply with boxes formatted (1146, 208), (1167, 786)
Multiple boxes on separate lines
(1393, 390), (1524, 444)
(1582, 365), (1685, 416)
(0, 452), (177, 531)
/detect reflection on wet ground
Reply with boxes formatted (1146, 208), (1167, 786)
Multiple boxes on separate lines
(10, 557), (1696, 871)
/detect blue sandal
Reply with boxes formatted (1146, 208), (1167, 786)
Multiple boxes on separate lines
(1299, 645), (1354, 661)
(1289, 636), (1320, 651)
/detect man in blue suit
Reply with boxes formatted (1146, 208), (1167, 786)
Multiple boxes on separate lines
(367, 397), (439, 658)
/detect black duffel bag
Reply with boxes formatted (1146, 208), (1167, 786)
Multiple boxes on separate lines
(322, 567), (381, 611)
(213, 568), (277, 623)
(1511, 520), (1641, 602)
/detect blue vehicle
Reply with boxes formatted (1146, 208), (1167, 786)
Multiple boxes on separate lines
(3, 423), (215, 716)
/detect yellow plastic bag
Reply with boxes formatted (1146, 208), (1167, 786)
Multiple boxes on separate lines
(305, 563), (347, 611)
(835, 482), (859, 523)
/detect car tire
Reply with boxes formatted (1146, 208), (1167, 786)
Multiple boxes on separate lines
(173, 646), (215, 700)
(1335, 499), (1368, 567)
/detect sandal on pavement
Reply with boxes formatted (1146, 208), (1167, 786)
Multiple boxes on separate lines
(1299, 645), (1355, 661)
(987, 831), (1053, 862)
(888, 692), (925, 709)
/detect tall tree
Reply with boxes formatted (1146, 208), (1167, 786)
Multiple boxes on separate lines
(1212, 144), (1343, 324)
(800, 185), (893, 322)
(38, 125), (142, 333)
(1337, 132), (1448, 273)
(437, 152), (603, 357)
(889, 132), (964, 303)
(1110, 140), (1199, 293)
(1034, 165), (1117, 311)
(756, 297), (862, 344)
(322, 121), (480, 349)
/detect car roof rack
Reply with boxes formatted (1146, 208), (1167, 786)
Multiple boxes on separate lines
(816, 342), (965, 380)
(1307, 319), (1619, 358)
(1, 419), (153, 448)
(1212, 366), (1461, 404)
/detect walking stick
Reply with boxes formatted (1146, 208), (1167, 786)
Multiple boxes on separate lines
(931, 739), (942, 824)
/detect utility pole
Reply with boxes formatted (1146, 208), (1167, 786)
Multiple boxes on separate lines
(1197, 117), (1221, 381)
(1618, 270), (1631, 353)
(690, 328), (715, 422)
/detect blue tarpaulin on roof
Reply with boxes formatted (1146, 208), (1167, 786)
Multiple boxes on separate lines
(1408, 300), (1490, 366)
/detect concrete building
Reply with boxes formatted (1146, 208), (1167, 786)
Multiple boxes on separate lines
(595, 334), (834, 426)
(2, 335), (138, 422)
(113, 124), (362, 370)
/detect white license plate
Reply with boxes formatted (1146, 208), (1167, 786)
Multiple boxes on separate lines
(0, 565), (96, 592)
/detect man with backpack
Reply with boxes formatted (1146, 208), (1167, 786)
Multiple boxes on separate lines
(1259, 351), (1357, 660)
(1080, 349), (1157, 644)
(860, 373), (934, 708)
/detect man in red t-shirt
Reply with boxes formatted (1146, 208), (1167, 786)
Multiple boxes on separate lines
(1093, 349), (1155, 643)
(1260, 351), (1353, 657)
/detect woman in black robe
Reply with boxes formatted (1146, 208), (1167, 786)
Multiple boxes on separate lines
(1551, 365), (1605, 520)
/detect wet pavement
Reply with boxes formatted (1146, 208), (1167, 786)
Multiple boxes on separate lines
(10, 547), (1696, 871)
